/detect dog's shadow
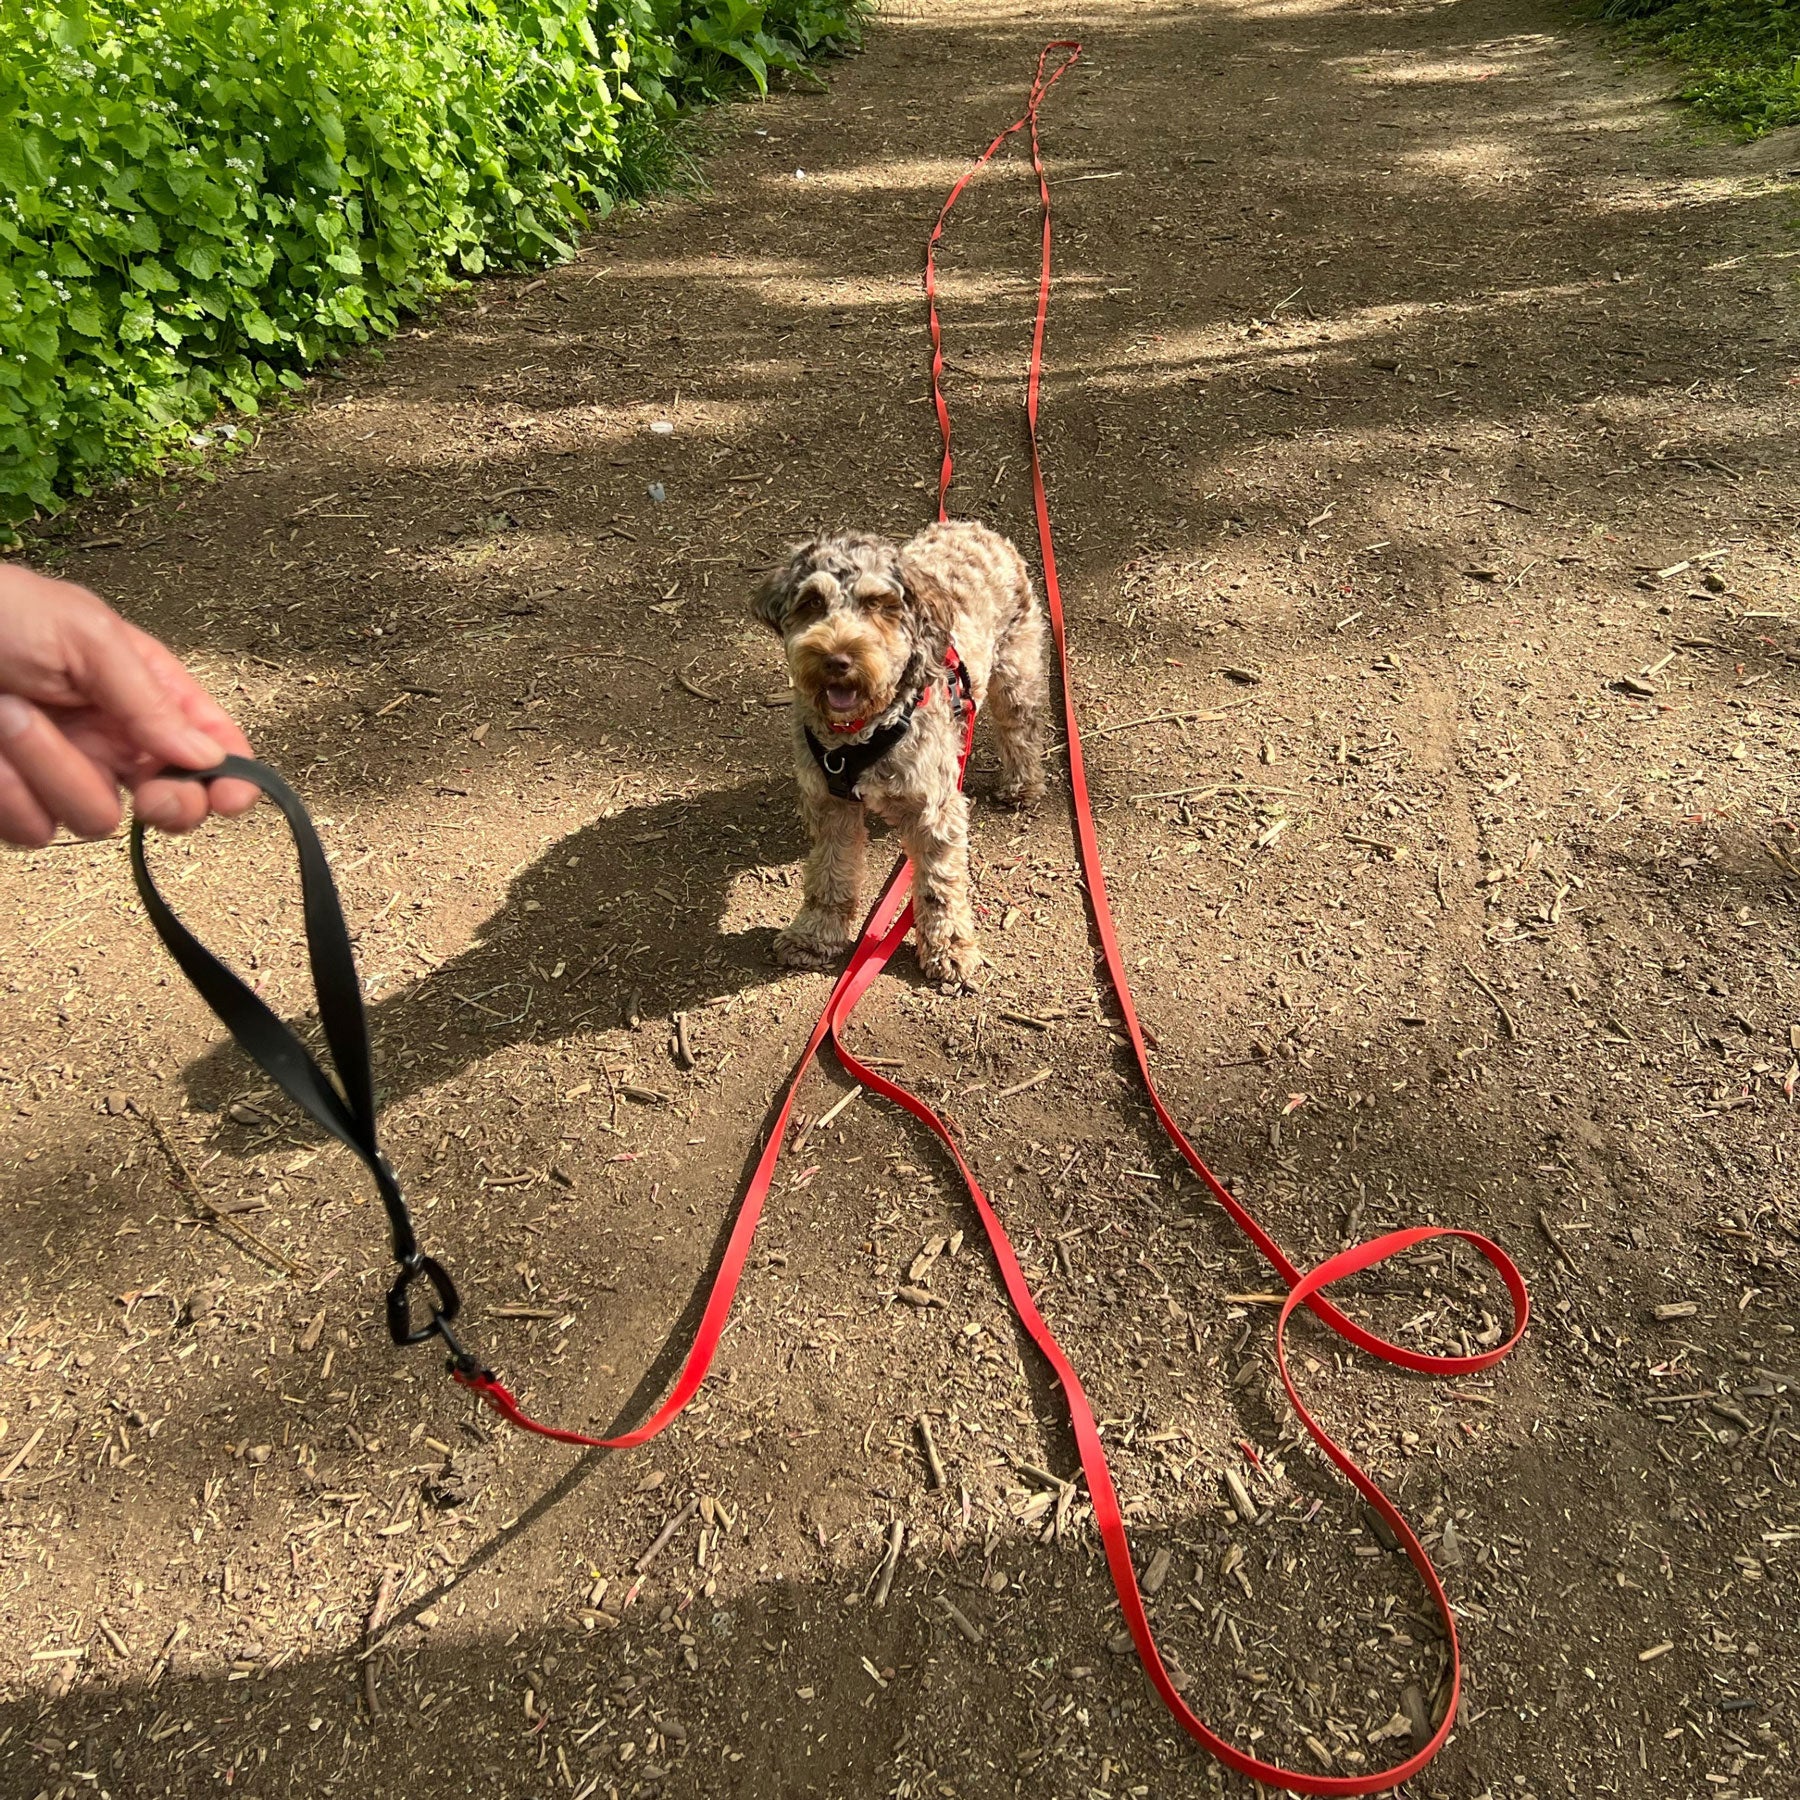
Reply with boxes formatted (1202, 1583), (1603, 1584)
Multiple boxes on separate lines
(181, 776), (860, 1119)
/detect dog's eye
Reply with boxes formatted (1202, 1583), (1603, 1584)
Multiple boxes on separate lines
(787, 589), (828, 624)
(852, 580), (905, 613)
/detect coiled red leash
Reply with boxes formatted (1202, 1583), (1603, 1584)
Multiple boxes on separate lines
(132, 46), (1527, 1794)
(920, 40), (1528, 1792)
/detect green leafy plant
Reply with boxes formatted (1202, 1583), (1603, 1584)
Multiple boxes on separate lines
(0, 0), (862, 528)
(1590, 0), (1800, 134)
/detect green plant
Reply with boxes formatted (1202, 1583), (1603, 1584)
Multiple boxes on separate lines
(0, 0), (861, 527)
(1590, 0), (1800, 134)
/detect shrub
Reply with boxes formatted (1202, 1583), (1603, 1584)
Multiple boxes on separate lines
(0, 0), (861, 526)
(1593, 0), (1800, 135)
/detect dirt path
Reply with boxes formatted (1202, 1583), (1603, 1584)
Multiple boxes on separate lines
(4, 2), (1798, 1795)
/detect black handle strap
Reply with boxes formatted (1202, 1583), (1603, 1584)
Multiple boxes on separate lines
(129, 756), (460, 1347)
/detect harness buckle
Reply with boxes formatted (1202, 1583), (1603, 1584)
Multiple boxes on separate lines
(385, 1252), (461, 1347)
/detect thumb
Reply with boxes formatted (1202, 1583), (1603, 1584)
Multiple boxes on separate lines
(65, 605), (226, 771)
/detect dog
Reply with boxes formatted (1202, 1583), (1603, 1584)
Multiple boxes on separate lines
(751, 520), (1050, 989)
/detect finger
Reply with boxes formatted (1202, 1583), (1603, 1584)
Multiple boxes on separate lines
(0, 752), (55, 849)
(63, 607), (227, 770)
(92, 736), (229, 833)
(0, 693), (123, 838)
(123, 625), (259, 815)
(131, 772), (212, 834)
(124, 620), (253, 753)
(207, 773), (261, 816)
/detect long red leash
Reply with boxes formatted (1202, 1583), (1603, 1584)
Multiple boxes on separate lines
(461, 45), (1529, 1792)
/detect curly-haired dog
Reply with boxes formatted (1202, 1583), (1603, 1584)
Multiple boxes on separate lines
(751, 520), (1049, 989)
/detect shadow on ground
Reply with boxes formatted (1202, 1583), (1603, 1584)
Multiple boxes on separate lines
(6, 0), (1798, 1796)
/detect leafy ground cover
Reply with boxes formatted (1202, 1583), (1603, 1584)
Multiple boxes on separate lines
(1596, 0), (1800, 133)
(0, 0), (860, 530)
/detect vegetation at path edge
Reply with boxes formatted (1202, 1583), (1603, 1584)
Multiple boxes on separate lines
(1595, 0), (1800, 133)
(0, 0), (861, 531)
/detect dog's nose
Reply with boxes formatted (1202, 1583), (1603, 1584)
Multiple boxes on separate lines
(823, 653), (855, 678)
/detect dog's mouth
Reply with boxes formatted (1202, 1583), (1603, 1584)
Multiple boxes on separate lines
(822, 682), (863, 718)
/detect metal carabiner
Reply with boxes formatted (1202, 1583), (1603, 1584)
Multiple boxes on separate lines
(385, 1253), (461, 1346)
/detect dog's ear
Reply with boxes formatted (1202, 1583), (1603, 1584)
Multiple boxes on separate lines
(750, 542), (817, 636)
(898, 552), (956, 664)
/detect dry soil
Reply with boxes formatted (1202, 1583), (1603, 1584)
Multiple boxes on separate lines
(3, 2), (1798, 1798)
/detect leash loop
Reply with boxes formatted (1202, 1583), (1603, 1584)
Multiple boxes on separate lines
(130, 753), (452, 1348)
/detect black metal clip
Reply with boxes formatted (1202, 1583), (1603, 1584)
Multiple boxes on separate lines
(385, 1253), (461, 1347)
(432, 1314), (491, 1382)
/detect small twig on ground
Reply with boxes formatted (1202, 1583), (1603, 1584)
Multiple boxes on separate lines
(1345, 832), (1406, 857)
(917, 1415), (947, 1490)
(362, 1565), (402, 1718)
(1537, 1210), (1578, 1276)
(635, 1496), (700, 1575)
(1089, 709), (1225, 739)
(1459, 961), (1519, 1040)
(136, 1102), (301, 1276)
(872, 1520), (904, 1608)
(796, 1084), (862, 1155)
(1223, 1468), (1260, 1525)
(996, 1068), (1052, 1100)
(0, 1426), (46, 1486)
(938, 1596), (984, 1645)
(149, 1620), (189, 1687)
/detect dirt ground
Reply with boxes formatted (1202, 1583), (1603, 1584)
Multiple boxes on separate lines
(3, 0), (1799, 1796)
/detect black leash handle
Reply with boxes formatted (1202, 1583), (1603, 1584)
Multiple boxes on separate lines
(129, 756), (460, 1348)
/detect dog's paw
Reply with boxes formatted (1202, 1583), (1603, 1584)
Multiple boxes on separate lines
(992, 775), (1045, 809)
(917, 932), (983, 992)
(773, 916), (851, 971)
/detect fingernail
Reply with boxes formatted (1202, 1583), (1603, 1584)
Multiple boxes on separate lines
(0, 695), (34, 739)
(178, 729), (225, 767)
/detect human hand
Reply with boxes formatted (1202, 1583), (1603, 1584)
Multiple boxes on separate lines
(0, 562), (257, 847)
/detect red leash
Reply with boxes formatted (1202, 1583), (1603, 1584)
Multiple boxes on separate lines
(455, 689), (976, 1450)
(462, 45), (1530, 1793)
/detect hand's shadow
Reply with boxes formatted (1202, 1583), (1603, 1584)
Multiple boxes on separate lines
(181, 776), (809, 1118)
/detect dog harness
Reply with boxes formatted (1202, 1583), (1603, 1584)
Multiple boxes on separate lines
(803, 643), (971, 802)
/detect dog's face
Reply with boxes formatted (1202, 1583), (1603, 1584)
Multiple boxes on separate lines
(751, 534), (946, 731)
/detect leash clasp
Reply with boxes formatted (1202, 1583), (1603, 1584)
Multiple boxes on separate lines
(386, 1252), (461, 1348)
(431, 1313), (490, 1382)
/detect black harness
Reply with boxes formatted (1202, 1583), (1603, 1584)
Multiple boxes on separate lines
(803, 647), (971, 802)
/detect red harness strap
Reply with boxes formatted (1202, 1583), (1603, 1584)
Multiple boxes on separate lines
(461, 46), (1529, 1794)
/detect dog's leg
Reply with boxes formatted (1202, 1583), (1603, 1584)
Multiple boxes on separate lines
(773, 788), (867, 969)
(899, 793), (980, 989)
(986, 586), (1050, 806)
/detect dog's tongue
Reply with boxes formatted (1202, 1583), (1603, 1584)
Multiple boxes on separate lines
(825, 684), (860, 713)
